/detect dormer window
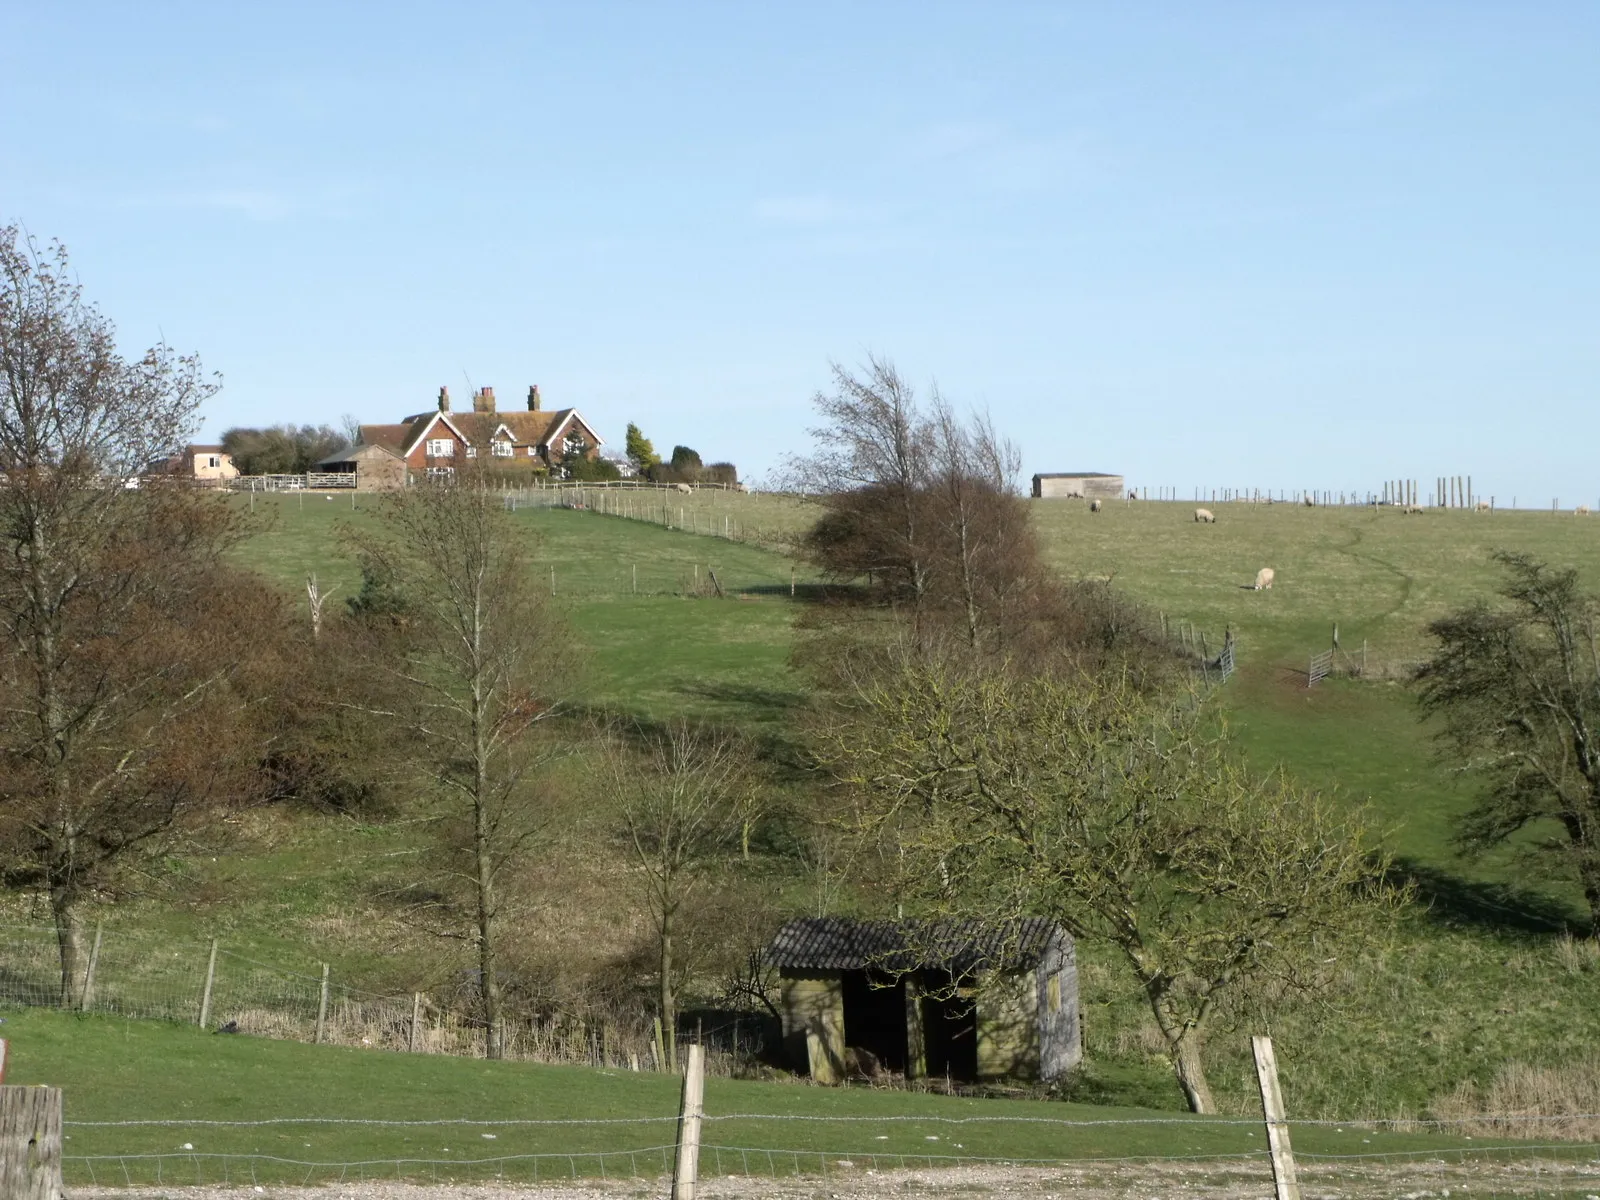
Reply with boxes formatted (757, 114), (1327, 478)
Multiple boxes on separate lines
(492, 441), (513, 457)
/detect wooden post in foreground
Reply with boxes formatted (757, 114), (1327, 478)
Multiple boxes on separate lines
(409, 992), (424, 1053)
(0, 1086), (63, 1200)
(315, 963), (331, 1045)
(198, 939), (219, 1029)
(671, 1043), (705, 1200)
(1251, 1035), (1301, 1200)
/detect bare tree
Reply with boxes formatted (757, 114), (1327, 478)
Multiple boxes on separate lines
(1417, 551), (1600, 936)
(789, 357), (933, 623)
(925, 395), (1034, 650)
(604, 721), (755, 1070)
(0, 225), (259, 1002)
(816, 652), (1400, 1112)
(790, 359), (1051, 653)
(347, 470), (566, 1057)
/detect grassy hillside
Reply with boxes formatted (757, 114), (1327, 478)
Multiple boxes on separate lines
(9, 490), (1600, 1122)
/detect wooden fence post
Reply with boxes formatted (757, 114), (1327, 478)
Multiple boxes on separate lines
(315, 963), (330, 1045)
(79, 923), (103, 1012)
(1251, 1035), (1301, 1200)
(409, 992), (424, 1053)
(671, 1043), (705, 1200)
(0, 1086), (63, 1200)
(198, 939), (219, 1029)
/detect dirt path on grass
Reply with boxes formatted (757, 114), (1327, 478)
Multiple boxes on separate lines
(69, 1154), (1600, 1199)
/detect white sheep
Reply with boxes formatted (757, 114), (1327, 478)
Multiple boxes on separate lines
(1475, 499), (1491, 512)
(1089, 499), (1102, 513)
(1254, 567), (1275, 590)
(1403, 504), (1424, 514)
(1577, 505), (1591, 515)
(1194, 508), (1215, 524)
(674, 482), (693, 495)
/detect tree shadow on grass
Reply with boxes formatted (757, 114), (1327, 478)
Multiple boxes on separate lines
(737, 582), (859, 604)
(674, 680), (802, 717)
(1389, 857), (1585, 937)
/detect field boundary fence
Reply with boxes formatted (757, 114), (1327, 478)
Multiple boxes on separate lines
(1129, 481), (1600, 513)
(1158, 615), (1236, 686)
(7, 1014), (1600, 1195)
(43, 1103), (1600, 1194)
(502, 482), (799, 552)
(0, 924), (768, 1075)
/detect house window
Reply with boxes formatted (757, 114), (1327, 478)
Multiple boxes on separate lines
(465, 446), (478, 458)
(492, 441), (513, 457)
(207, 456), (220, 469)
(426, 438), (454, 457)
(528, 446), (539, 457)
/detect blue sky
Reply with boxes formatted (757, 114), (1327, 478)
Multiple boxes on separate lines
(3, 3), (1597, 505)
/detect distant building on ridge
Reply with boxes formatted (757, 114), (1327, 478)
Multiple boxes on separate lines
(1032, 472), (1123, 500)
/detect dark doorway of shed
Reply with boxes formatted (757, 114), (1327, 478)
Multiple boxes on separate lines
(920, 971), (977, 1082)
(841, 969), (907, 1075)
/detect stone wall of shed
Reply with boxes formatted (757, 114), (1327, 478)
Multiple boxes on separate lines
(1036, 937), (1082, 1080)
(779, 970), (846, 1084)
(355, 451), (406, 491)
(1033, 475), (1124, 500)
(976, 971), (1040, 1080)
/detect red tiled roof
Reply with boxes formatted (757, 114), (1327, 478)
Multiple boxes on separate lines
(361, 408), (602, 457)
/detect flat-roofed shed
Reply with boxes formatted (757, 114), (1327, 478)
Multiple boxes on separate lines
(1032, 472), (1124, 499)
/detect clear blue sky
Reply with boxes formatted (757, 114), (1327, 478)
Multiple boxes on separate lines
(4, 3), (1596, 505)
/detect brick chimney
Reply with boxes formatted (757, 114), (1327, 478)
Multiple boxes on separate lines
(437, 386), (450, 413)
(527, 384), (541, 412)
(474, 386), (496, 414)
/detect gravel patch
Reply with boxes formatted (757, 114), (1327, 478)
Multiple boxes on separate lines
(65, 1154), (1600, 1199)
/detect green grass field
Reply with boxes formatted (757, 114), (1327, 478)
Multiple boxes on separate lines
(5, 1009), (1479, 1186)
(11, 489), (1600, 1132)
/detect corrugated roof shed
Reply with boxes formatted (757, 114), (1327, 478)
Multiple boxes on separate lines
(769, 917), (1065, 974)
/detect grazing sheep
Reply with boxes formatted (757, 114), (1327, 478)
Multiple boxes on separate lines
(1089, 499), (1102, 513)
(1194, 508), (1216, 524)
(1475, 499), (1491, 512)
(1577, 505), (1591, 515)
(1128, 490), (1139, 501)
(1400, 504), (1424, 514)
(1303, 495), (1314, 507)
(1254, 567), (1275, 591)
(674, 482), (693, 495)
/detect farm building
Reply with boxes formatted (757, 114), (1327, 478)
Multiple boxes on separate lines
(313, 442), (407, 491)
(1032, 472), (1124, 500)
(768, 917), (1080, 1085)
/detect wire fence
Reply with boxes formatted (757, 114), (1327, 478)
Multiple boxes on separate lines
(54, 1110), (1600, 1193)
(0, 924), (768, 1073)
(504, 483), (809, 553)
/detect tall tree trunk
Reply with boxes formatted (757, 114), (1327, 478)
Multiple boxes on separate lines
(473, 782), (503, 1058)
(1171, 1030), (1216, 1115)
(954, 498), (981, 649)
(659, 903), (676, 1071)
(50, 870), (85, 1009)
(1580, 855), (1600, 941)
